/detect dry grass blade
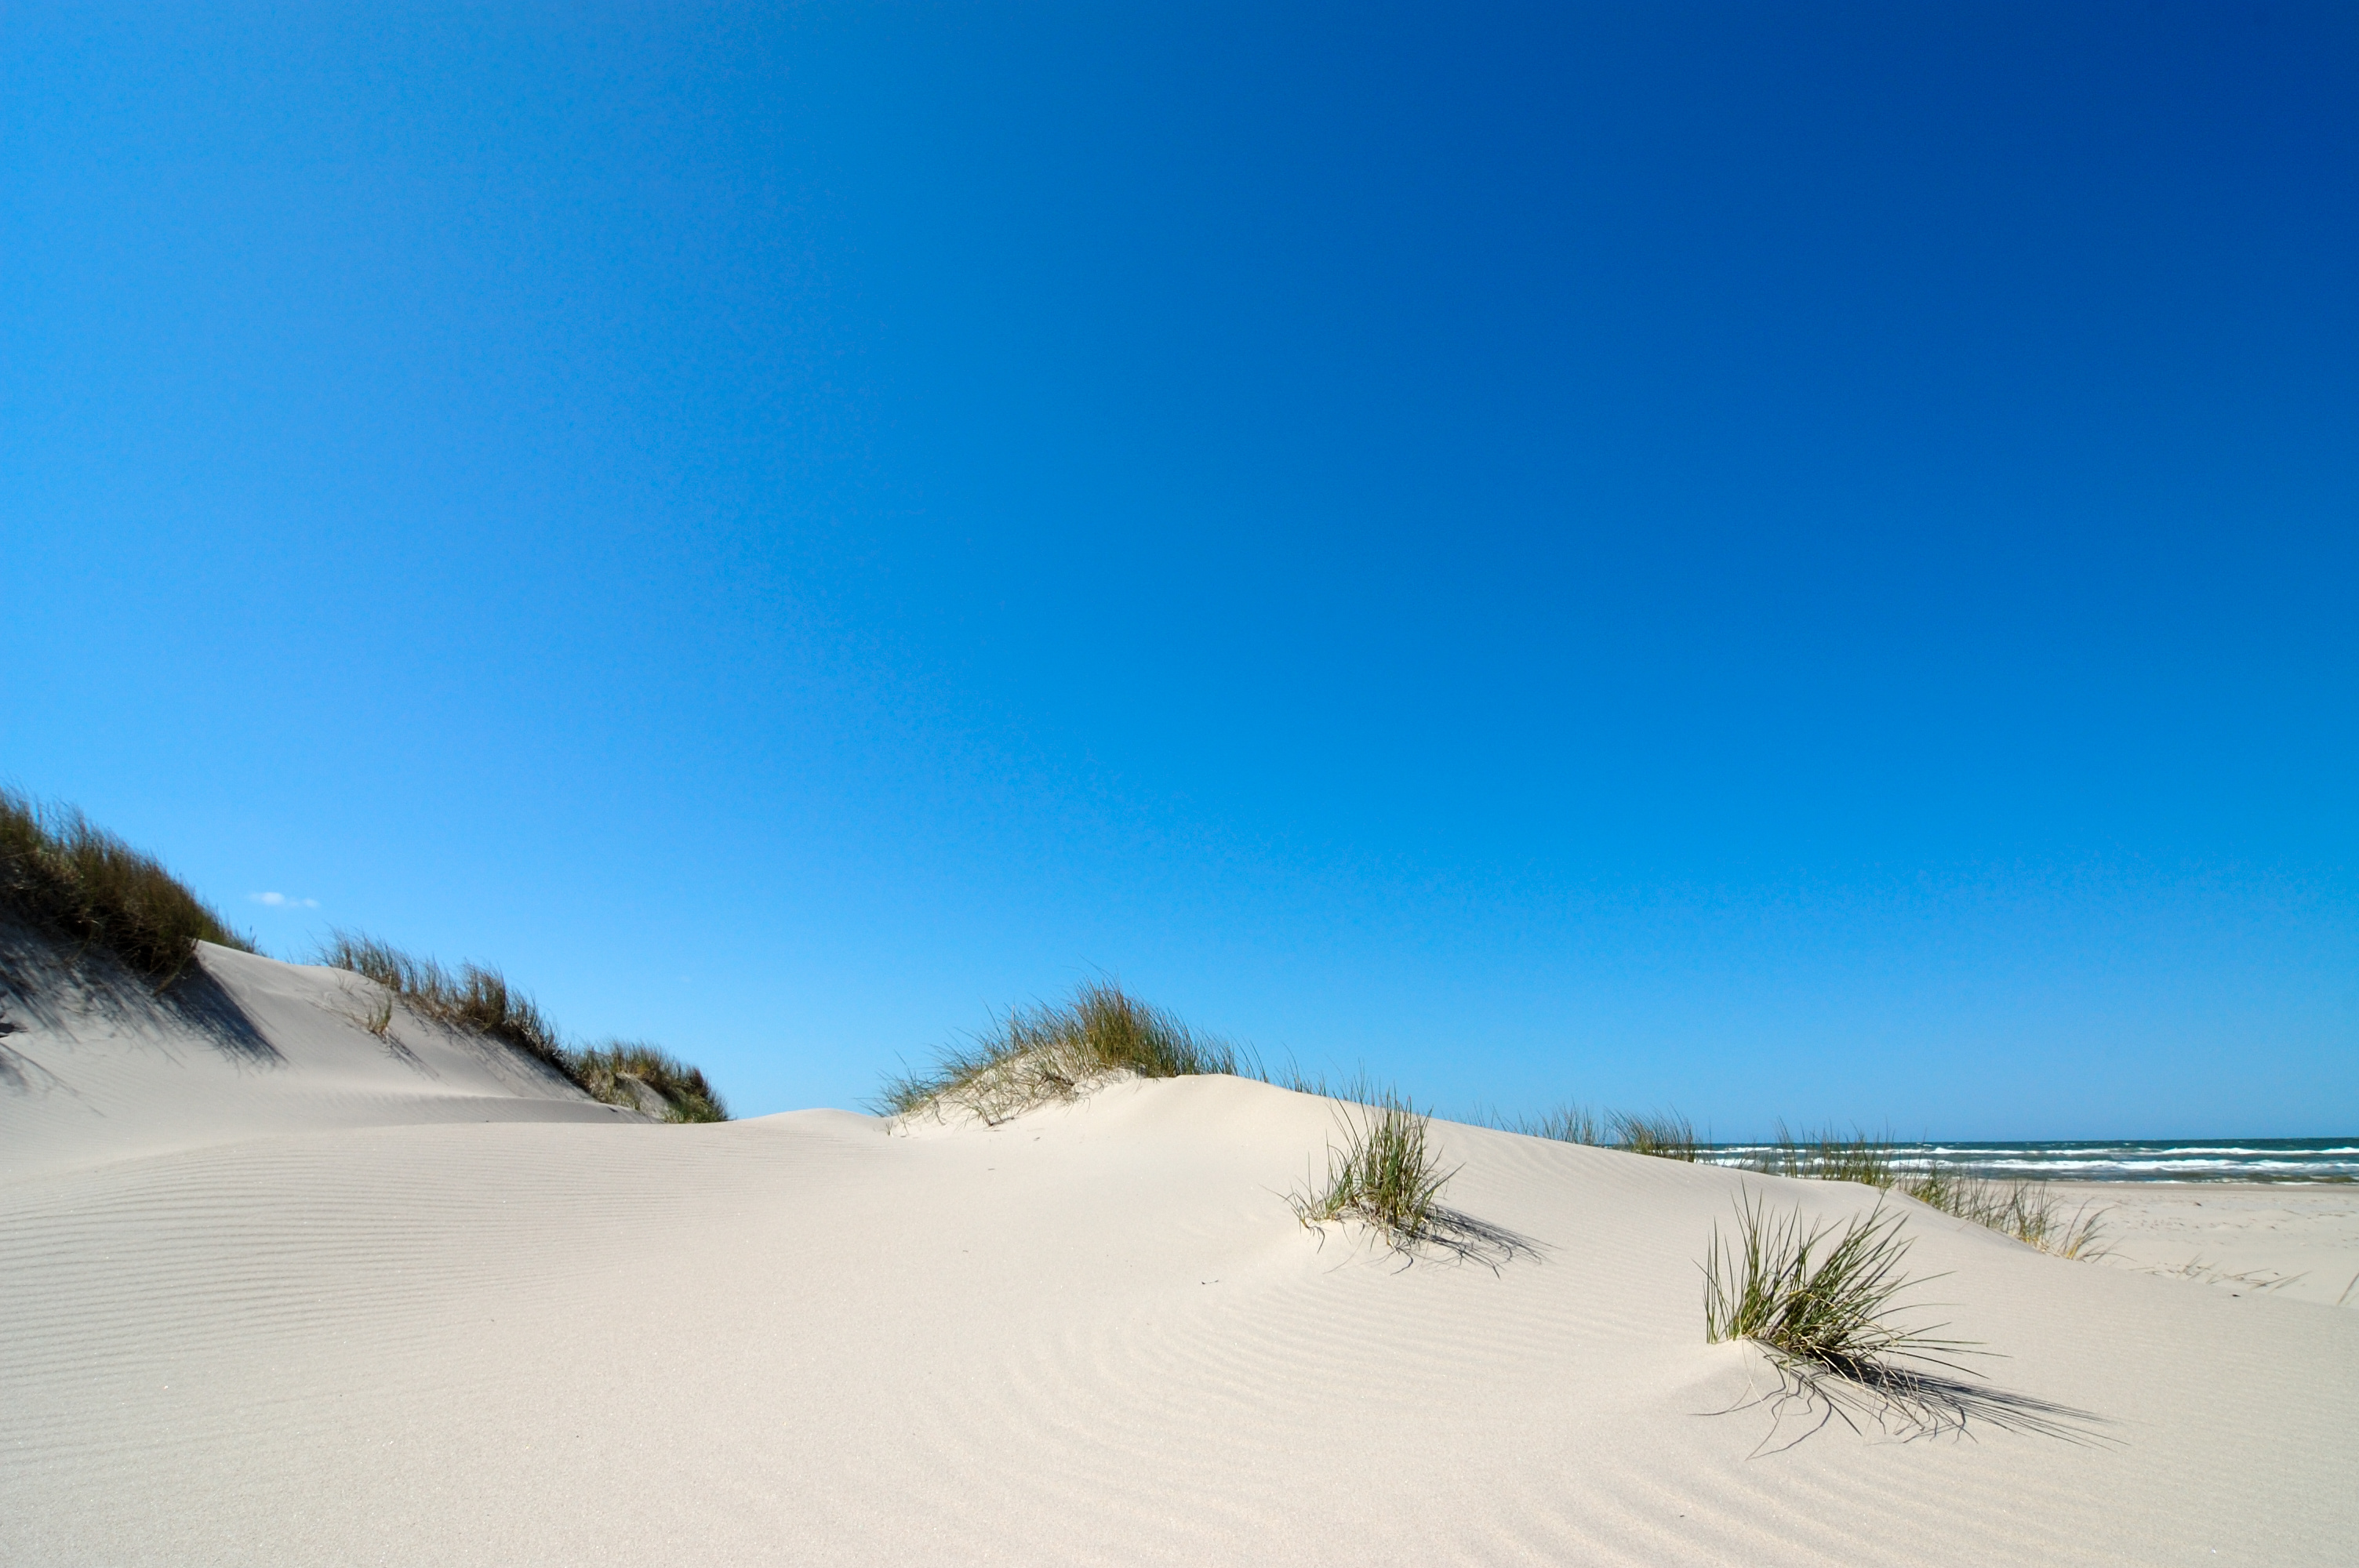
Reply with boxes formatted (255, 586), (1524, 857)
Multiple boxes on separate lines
(0, 789), (254, 985)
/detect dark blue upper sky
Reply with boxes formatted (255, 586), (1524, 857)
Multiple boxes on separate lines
(5, 3), (2353, 1133)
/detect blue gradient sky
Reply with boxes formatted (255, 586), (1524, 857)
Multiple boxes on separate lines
(5, 4), (2354, 1134)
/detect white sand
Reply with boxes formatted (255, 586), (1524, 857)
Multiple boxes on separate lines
(4, 942), (2354, 1566)
(2066, 1181), (2359, 1308)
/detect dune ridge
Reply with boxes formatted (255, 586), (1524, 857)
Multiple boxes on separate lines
(3, 944), (2356, 1565)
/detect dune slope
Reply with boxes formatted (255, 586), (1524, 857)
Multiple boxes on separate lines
(0, 928), (638, 1181)
(3, 972), (2354, 1567)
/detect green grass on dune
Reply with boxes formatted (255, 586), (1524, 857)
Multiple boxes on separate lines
(0, 789), (255, 986)
(570, 1040), (730, 1123)
(1495, 1102), (1702, 1161)
(316, 930), (729, 1122)
(1289, 1090), (1458, 1251)
(877, 978), (1252, 1123)
(1703, 1191), (1970, 1380)
(1734, 1124), (2109, 1259)
(317, 929), (569, 1071)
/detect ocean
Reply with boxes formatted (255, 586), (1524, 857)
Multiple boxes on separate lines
(1697, 1137), (2359, 1183)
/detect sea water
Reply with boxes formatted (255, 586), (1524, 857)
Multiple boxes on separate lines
(1698, 1138), (2359, 1183)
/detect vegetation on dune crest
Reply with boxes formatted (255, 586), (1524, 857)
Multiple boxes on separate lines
(877, 979), (1251, 1123)
(0, 789), (255, 985)
(1502, 1105), (2106, 1261)
(0, 792), (728, 1121)
(318, 929), (568, 1070)
(570, 1040), (729, 1123)
(1739, 1125), (2109, 1260)
(1496, 1102), (1701, 1161)
(316, 931), (729, 1122)
(1900, 1165), (2108, 1259)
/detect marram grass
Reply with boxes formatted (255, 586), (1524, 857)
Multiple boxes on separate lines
(1492, 1102), (1699, 1161)
(569, 1040), (729, 1123)
(318, 929), (568, 1070)
(1737, 1125), (2110, 1260)
(1703, 1191), (1974, 1381)
(316, 931), (728, 1122)
(1289, 1091), (1458, 1251)
(0, 789), (254, 985)
(878, 979), (1248, 1123)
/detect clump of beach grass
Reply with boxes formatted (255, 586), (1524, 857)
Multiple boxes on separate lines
(570, 1040), (729, 1123)
(1734, 1125), (2109, 1260)
(318, 929), (568, 1071)
(0, 789), (254, 986)
(1903, 1167), (2108, 1259)
(1611, 1108), (1701, 1161)
(1290, 1091), (1458, 1252)
(1704, 1190), (1973, 1382)
(316, 931), (728, 1121)
(878, 979), (1246, 1124)
(1740, 1123), (1899, 1186)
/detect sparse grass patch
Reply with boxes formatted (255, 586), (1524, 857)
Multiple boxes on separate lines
(1499, 1102), (1605, 1145)
(1903, 1168), (2108, 1259)
(1726, 1126), (2110, 1261)
(318, 929), (567, 1071)
(316, 931), (727, 1121)
(1610, 1108), (1700, 1161)
(571, 1040), (729, 1123)
(1703, 1190), (1972, 1382)
(1740, 1124), (1899, 1186)
(1290, 1091), (1458, 1251)
(878, 979), (1246, 1123)
(0, 789), (253, 985)
(1499, 1102), (1700, 1161)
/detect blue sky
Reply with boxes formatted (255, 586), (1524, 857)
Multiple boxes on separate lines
(5, 3), (2353, 1135)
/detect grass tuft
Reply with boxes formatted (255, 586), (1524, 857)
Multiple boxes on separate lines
(570, 1040), (729, 1123)
(0, 789), (254, 985)
(1498, 1102), (1699, 1161)
(315, 931), (728, 1121)
(1703, 1190), (1972, 1381)
(1902, 1167), (2108, 1259)
(1740, 1123), (1899, 1186)
(1732, 1125), (2110, 1259)
(1609, 1108), (1700, 1161)
(317, 929), (567, 1071)
(1289, 1091), (1458, 1250)
(878, 979), (1246, 1123)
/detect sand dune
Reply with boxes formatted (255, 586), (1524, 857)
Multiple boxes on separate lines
(0, 931), (639, 1182)
(3, 944), (2354, 1565)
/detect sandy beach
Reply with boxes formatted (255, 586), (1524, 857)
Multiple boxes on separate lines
(5, 940), (2355, 1566)
(2070, 1181), (2359, 1309)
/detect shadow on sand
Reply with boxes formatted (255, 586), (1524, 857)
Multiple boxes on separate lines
(1713, 1350), (2117, 1455)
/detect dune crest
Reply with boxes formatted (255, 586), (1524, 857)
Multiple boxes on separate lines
(0, 927), (641, 1181)
(4, 982), (2354, 1563)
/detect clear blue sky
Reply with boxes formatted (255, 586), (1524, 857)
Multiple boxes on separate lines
(5, 4), (2353, 1136)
